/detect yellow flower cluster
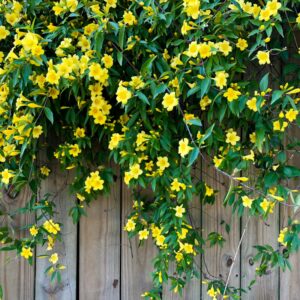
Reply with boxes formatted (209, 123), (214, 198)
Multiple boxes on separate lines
(84, 171), (104, 193)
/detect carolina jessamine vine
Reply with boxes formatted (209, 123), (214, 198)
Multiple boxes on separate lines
(0, 0), (300, 299)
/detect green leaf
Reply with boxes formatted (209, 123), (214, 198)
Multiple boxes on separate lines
(0, 285), (2, 300)
(187, 85), (201, 97)
(188, 147), (199, 166)
(95, 31), (104, 57)
(188, 118), (202, 127)
(117, 51), (123, 66)
(136, 91), (150, 105)
(259, 73), (269, 91)
(200, 78), (211, 98)
(255, 124), (265, 152)
(118, 25), (125, 50)
(141, 56), (157, 77)
(44, 107), (54, 124)
(271, 90), (283, 104)
(264, 172), (278, 188)
(283, 166), (300, 178)
(275, 23), (284, 37)
(203, 123), (215, 141)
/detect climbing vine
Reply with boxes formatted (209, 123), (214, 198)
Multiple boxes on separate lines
(0, 0), (300, 298)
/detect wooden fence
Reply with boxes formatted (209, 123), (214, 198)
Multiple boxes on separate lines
(0, 145), (300, 300)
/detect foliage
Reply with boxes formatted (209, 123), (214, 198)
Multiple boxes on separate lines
(0, 0), (300, 298)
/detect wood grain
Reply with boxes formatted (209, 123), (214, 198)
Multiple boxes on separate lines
(79, 165), (121, 300)
(201, 162), (240, 299)
(35, 163), (77, 300)
(240, 210), (279, 300)
(280, 125), (300, 299)
(121, 184), (157, 300)
(0, 187), (34, 300)
(162, 161), (201, 299)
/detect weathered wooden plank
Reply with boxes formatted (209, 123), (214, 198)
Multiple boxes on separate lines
(240, 209), (279, 300)
(280, 125), (300, 299)
(79, 166), (121, 300)
(35, 163), (77, 300)
(201, 162), (240, 299)
(162, 162), (201, 299)
(121, 185), (157, 299)
(0, 187), (34, 300)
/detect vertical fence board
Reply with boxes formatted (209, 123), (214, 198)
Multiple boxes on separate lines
(0, 187), (34, 300)
(162, 162), (201, 299)
(121, 185), (157, 299)
(35, 164), (77, 300)
(79, 165), (120, 300)
(280, 125), (300, 299)
(201, 162), (240, 299)
(241, 210), (279, 300)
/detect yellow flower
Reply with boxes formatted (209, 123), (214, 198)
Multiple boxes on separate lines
(109, 133), (123, 150)
(32, 125), (43, 138)
(207, 286), (220, 300)
(278, 228), (288, 246)
(76, 193), (85, 202)
(5, 12), (19, 26)
(43, 219), (61, 235)
(178, 138), (192, 157)
(205, 184), (214, 196)
(89, 63), (109, 83)
(243, 150), (255, 161)
(156, 234), (165, 246)
(101, 54), (113, 68)
(182, 243), (193, 254)
(40, 166), (51, 176)
(129, 163), (143, 179)
(171, 178), (186, 192)
(175, 251), (184, 262)
(273, 120), (288, 132)
(285, 108), (298, 122)
(214, 71), (229, 89)
(124, 218), (136, 231)
(177, 228), (188, 239)
(242, 196), (253, 208)
(123, 11), (137, 26)
(213, 156), (223, 167)
(156, 156), (170, 171)
(174, 205), (186, 218)
(260, 199), (274, 213)
(139, 229), (149, 240)
(29, 226), (39, 237)
(46, 69), (60, 85)
(49, 253), (59, 264)
(198, 43), (211, 58)
(84, 171), (104, 193)
(223, 87), (241, 102)
(74, 127), (85, 138)
(200, 96), (211, 110)
(116, 85), (132, 105)
(181, 20), (193, 35)
(66, 0), (78, 12)
(246, 97), (258, 112)
(257, 51), (270, 65)
(297, 13), (300, 24)
(21, 247), (33, 260)
(236, 38), (248, 51)
(0, 26), (9, 40)
(250, 132), (256, 143)
(1, 169), (14, 184)
(226, 129), (240, 146)
(69, 144), (81, 157)
(187, 41), (199, 57)
(218, 40), (232, 56)
(162, 92), (178, 111)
